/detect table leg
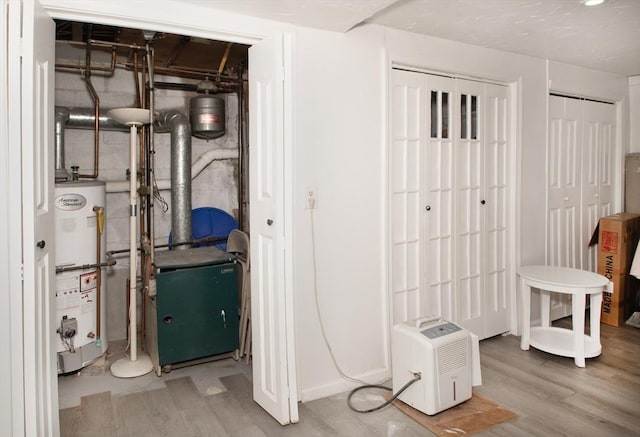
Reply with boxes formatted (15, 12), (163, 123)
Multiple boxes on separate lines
(540, 289), (551, 327)
(590, 292), (603, 353)
(520, 277), (531, 351)
(571, 293), (586, 367)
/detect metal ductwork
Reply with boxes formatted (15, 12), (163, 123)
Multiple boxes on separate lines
(154, 110), (192, 250)
(56, 106), (194, 250)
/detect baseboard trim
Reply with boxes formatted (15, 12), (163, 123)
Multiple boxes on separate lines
(298, 367), (390, 403)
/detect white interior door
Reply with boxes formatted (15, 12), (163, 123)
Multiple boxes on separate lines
(11, 0), (59, 435)
(249, 34), (298, 425)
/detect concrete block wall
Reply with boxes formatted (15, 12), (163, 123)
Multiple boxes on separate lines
(55, 67), (240, 341)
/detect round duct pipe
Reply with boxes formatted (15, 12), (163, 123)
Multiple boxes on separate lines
(190, 95), (225, 140)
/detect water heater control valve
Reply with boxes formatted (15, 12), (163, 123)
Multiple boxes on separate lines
(58, 316), (78, 339)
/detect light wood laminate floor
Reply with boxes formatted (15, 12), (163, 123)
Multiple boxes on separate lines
(59, 318), (640, 436)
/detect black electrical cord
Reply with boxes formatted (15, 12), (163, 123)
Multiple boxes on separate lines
(347, 373), (421, 413)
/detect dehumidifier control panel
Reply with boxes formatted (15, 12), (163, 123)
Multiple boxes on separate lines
(420, 322), (461, 339)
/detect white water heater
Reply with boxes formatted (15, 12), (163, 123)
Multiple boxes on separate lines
(55, 181), (108, 373)
(392, 317), (482, 415)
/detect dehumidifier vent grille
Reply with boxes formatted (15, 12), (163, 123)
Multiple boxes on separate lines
(438, 338), (468, 375)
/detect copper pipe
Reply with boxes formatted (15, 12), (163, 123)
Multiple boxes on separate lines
(134, 51), (146, 250)
(122, 62), (242, 81)
(87, 38), (146, 51)
(133, 51), (142, 108)
(80, 42), (101, 179)
(92, 206), (105, 339)
(55, 40), (117, 74)
(60, 59), (243, 84)
(58, 39), (146, 51)
(216, 42), (233, 82)
(146, 45), (156, 264)
(125, 277), (131, 344)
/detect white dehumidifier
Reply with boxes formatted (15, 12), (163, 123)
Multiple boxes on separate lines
(392, 316), (482, 415)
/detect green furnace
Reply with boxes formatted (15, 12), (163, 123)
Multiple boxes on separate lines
(145, 246), (239, 375)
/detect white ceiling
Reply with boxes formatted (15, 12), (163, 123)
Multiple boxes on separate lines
(181, 0), (640, 77)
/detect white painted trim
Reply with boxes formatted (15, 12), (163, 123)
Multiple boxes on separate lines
(380, 46), (392, 372)
(392, 62), (513, 87)
(41, 0), (274, 45)
(281, 32), (300, 423)
(2, 1), (26, 435)
(615, 99), (626, 208)
(509, 77), (522, 336)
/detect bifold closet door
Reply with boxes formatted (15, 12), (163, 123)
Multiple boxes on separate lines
(390, 71), (456, 324)
(547, 95), (616, 321)
(548, 96), (583, 269)
(390, 70), (427, 323)
(391, 69), (511, 338)
(424, 75), (457, 322)
(581, 99), (615, 272)
(455, 80), (510, 339)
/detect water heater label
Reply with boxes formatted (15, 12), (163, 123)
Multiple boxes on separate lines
(199, 113), (219, 124)
(56, 193), (87, 211)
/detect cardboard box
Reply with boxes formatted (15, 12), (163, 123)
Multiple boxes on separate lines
(597, 212), (640, 326)
(601, 273), (626, 326)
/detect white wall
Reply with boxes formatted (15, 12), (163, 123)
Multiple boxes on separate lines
(55, 67), (240, 340)
(630, 76), (640, 153)
(291, 25), (389, 400)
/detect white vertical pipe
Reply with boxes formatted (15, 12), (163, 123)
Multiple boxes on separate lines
(129, 123), (138, 362)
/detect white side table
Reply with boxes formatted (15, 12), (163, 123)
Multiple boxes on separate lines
(518, 265), (610, 367)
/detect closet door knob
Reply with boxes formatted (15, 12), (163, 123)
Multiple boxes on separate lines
(37, 240), (46, 249)
(425, 205), (431, 211)
(267, 219), (273, 226)
(480, 200), (486, 205)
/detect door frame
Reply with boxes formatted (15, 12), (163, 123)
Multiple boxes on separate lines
(11, 0), (298, 430)
(384, 61), (520, 340)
